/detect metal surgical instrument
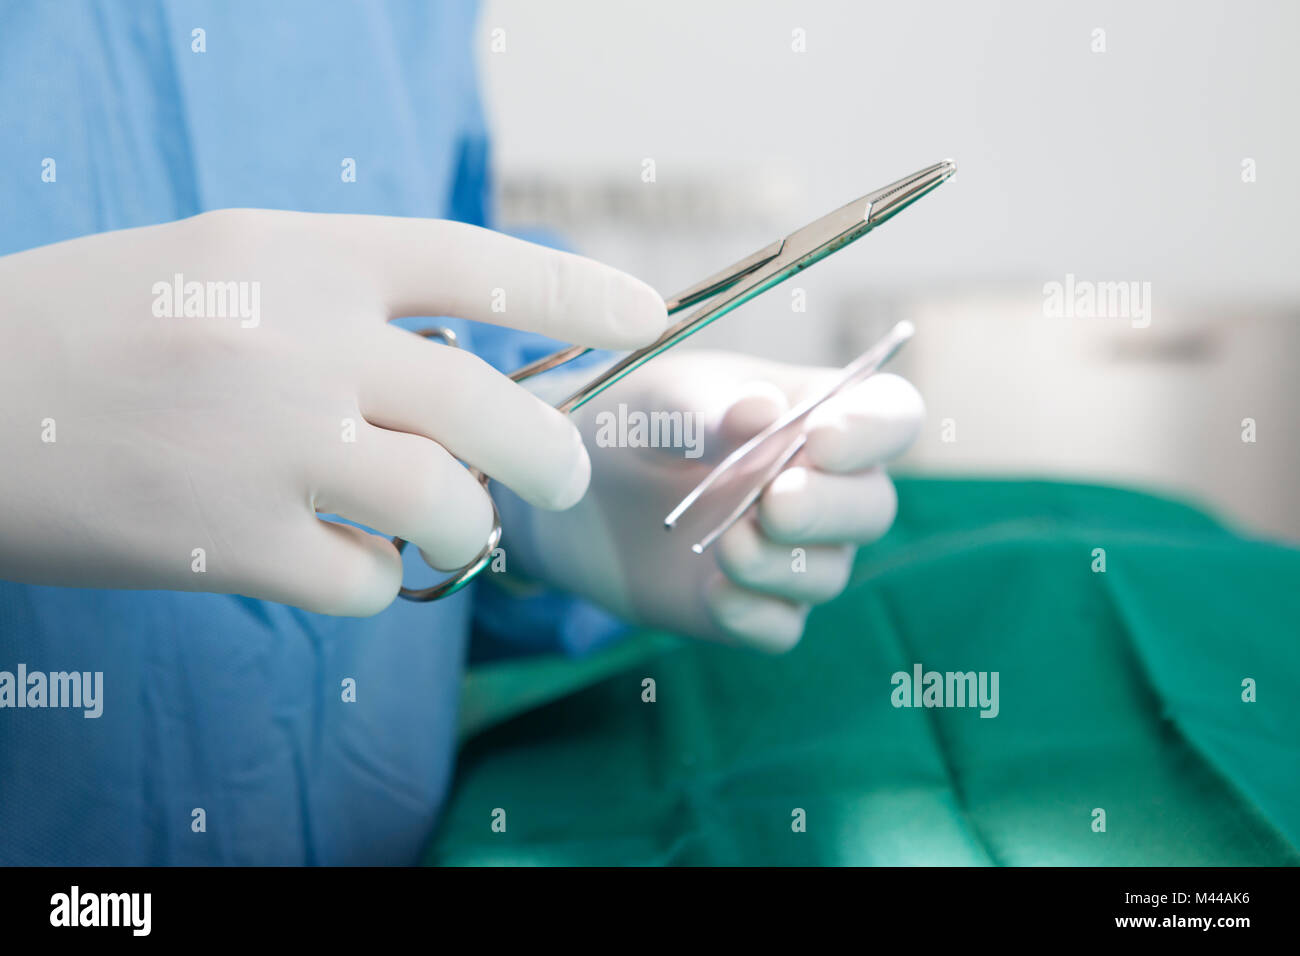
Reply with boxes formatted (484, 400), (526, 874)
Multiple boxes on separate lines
(663, 319), (915, 553)
(396, 158), (956, 601)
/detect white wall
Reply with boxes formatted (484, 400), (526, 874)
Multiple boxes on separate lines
(476, 0), (1300, 538)
(480, 0), (1297, 295)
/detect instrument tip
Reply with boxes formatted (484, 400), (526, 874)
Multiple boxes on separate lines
(865, 159), (958, 226)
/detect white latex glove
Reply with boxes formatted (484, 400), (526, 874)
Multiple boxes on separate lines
(0, 209), (666, 615)
(498, 350), (924, 652)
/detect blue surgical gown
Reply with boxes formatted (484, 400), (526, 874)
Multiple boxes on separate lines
(0, 0), (620, 865)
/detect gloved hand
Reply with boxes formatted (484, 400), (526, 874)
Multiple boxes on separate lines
(0, 209), (666, 615)
(497, 349), (924, 652)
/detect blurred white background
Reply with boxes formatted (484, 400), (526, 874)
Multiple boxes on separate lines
(477, 0), (1299, 539)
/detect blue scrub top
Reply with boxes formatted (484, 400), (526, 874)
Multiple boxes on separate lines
(0, 0), (618, 865)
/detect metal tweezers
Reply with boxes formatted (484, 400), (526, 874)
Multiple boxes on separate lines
(398, 159), (956, 600)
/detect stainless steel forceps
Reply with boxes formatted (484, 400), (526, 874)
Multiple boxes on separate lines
(397, 158), (957, 601)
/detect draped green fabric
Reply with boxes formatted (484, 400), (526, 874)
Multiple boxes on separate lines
(426, 480), (1300, 866)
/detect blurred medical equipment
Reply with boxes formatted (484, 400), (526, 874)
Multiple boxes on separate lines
(398, 159), (957, 601)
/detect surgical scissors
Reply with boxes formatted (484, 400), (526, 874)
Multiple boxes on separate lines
(397, 159), (956, 600)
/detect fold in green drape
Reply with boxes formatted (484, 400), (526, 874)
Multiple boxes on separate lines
(427, 480), (1300, 866)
